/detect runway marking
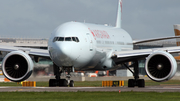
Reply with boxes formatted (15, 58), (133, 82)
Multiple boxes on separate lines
(148, 88), (180, 90)
(35, 87), (102, 89)
(1, 86), (180, 92)
(18, 89), (24, 91)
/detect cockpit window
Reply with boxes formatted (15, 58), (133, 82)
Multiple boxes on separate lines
(76, 37), (79, 42)
(53, 37), (58, 42)
(72, 37), (79, 42)
(72, 37), (76, 42)
(58, 37), (64, 41)
(53, 37), (79, 42)
(65, 37), (72, 41)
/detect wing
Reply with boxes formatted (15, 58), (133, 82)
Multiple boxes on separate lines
(0, 45), (50, 58)
(133, 36), (180, 44)
(112, 46), (180, 63)
(111, 46), (180, 82)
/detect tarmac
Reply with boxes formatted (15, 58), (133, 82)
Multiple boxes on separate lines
(1, 86), (180, 92)
(1, 75), (180, 92)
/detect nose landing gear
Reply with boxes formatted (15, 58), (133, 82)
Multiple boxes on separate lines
(49, 64), (74, 87)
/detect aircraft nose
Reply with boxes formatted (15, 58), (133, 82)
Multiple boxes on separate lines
(52, 42), (78, 66)
(55, 43), (72, 59)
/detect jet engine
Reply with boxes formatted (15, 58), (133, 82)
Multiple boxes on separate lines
(145, 51), (177, 82)
(2, 51), (34, 82)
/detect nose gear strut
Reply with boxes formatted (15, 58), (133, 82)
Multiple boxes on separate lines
(49, 63), (74, 87)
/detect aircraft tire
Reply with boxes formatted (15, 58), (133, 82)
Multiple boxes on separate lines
(138, 79), (145, 87)
(49, 79), (59, 87)
(128, 79), (135, 87)
(63, 80), (68, 87)
(58, 79), (68, 87)
(69, 80), (74, 87)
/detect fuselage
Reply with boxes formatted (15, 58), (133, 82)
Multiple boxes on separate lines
(48, 22), (133, 71)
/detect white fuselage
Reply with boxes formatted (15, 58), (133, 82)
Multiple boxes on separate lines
(48, 22), (133, 71)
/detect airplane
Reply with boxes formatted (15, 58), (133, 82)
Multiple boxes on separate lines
(1, 0), (180, 87)
(174, 24), (180, 60)
(174, 24), (180, 46)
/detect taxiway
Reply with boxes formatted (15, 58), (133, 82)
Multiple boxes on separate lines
(0, 86), (180, 92)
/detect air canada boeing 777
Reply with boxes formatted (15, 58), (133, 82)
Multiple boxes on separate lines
(1, 0), (180, 87)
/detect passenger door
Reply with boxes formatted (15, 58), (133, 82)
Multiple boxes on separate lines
(86, 33), (93, 51)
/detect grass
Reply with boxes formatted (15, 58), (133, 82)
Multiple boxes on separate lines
(0, 92), (180, 101)
(0, 80), (180, 87)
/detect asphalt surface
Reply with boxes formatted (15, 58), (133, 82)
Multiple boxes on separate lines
(1, 86), (180, 92)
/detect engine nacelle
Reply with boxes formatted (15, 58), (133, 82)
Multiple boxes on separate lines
(2, 51), (34, 82)
(145, 51), (177, 82)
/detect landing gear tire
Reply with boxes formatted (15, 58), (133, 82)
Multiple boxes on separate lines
(49, 79), (59, 87)
(69, 80), (74, 87)
(59, 79), (68, 87)
(128, 79), (145, 88)
(138, 79), (145, 87)
(49, 79), (68, 87)
(128, 79), (135, 87)
(62, 79), (68, 87)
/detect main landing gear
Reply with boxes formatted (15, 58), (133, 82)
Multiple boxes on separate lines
(123, 60), (145, 87)
(49, 64), (74, 87)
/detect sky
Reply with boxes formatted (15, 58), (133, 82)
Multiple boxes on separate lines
(0, 0), (179, 39)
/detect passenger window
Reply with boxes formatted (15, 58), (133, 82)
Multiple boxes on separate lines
(65, 37), (72, 41)
(58, 37), (64, 41)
